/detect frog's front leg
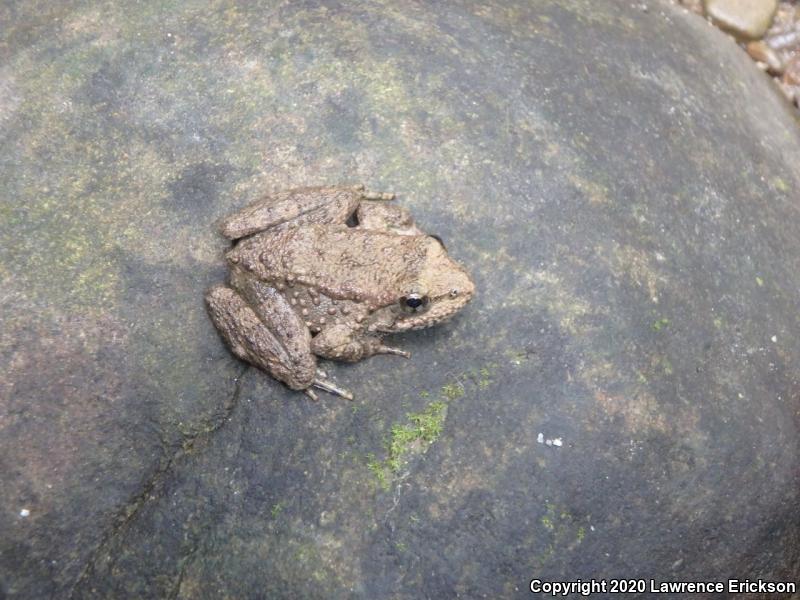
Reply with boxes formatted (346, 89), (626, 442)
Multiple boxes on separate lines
(311, 323), (410, 362)
(205, 279), (353, 400)
(220, 185), (394, 240)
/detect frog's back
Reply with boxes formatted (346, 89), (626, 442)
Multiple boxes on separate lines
(277, 225), (431, 303)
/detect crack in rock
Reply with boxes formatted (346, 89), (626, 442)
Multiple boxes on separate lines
(67, 366), (248, 599)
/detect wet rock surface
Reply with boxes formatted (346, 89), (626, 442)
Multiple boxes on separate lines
(1, 1), (799, 598)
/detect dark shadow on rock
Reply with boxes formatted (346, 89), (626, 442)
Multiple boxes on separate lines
(167, 162), (233, 214)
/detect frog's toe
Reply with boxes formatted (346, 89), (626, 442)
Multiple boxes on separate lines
(361, 189), (395, 201)
(376, 344), (411, 358)
(312, 377), (354, 400)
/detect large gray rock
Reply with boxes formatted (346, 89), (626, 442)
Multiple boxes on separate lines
(1, 1), (798, 598)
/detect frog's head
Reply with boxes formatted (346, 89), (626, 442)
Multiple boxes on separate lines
(383, 236), (475, 332)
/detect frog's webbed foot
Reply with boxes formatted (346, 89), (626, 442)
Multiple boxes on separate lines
(220, 185), (395, 240)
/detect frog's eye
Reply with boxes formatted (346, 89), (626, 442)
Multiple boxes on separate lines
(400, 293), (430, 314)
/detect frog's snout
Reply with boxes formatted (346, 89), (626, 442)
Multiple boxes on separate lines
(451, 268), (475, 307)
(432, 263), (474, 319)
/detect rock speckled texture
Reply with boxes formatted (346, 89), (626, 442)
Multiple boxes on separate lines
(1, 1), (799, 598)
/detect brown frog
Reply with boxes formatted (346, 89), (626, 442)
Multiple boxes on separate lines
(206, 185), (475, 400)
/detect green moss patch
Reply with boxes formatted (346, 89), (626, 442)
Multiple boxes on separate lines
(367, 401), (447, 490)
(651, 317), (670, 332)
(364, 362), (499, 490)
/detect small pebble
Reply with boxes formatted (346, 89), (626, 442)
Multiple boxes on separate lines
(776, 79), (799, 103)
(766, 30), (800, 50)
(783, 53), (800, 85)
(746, 40), (784, 72)
(704, 0), (779, 40)
(20, 509), (30, 517)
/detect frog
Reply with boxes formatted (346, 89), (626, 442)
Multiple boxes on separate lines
(205, 185), (475, 400)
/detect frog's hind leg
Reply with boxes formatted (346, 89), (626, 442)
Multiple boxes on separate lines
(220, 185), (395, 240)
(355, 201), (424, 236)
(205, 283), (317, 392)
